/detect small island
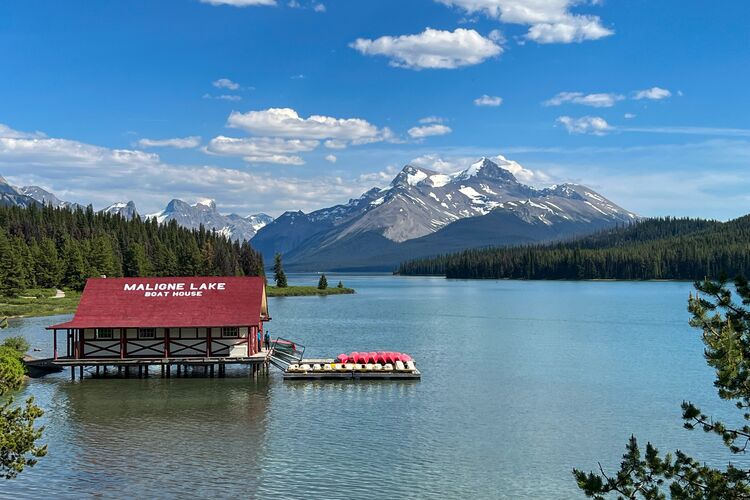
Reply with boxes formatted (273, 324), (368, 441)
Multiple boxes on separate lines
(266, 285), (355, 297)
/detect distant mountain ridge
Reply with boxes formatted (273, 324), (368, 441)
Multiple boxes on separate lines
(397, 216), (750, 280)
(147, 199), (272, 242)
(0, 175), (272, 241)
(252, 156), (638, 271)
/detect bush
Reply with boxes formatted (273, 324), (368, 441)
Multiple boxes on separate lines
(1, 336), (30, 355)
(0, 346), (26, 394)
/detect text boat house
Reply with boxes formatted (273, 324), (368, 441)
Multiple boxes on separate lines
(47, 277), (269, 369)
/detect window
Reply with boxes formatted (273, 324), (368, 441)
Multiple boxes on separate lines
(96, 328), (114, 340)
(221, 327), (239, 338)
(138, 328), (156, 339)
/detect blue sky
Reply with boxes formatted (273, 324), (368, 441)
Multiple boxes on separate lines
(1, 0), (748, 219)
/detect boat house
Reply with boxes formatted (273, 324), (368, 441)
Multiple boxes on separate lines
(47, 277), (269, 373)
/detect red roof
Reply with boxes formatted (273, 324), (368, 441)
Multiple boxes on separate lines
(48, 277), (268, 330)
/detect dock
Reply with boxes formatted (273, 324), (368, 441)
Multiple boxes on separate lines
(24, 352), (270, 379)
(282, 358), (421, 380)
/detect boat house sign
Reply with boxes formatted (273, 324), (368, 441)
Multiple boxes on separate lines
(123, 281), (227, 297)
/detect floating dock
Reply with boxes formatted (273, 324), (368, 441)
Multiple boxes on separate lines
(282, 358), (421, 380)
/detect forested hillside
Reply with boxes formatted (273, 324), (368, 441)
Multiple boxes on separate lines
(0, 204), (264, 296)
(397, 217), (750, 280)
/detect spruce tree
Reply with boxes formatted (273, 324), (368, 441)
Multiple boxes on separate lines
(33, 238), (62, 288)
(61, 238), (86, 290)
(0, 231), (27, 297)
(317, 274), (328, 290)
(273, 253), (287, 288)
(337, 280), (344, 289)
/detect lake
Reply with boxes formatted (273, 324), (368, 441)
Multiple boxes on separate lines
(1, 276), (743, 498)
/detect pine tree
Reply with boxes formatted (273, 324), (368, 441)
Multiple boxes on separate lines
(574, 276), (750, 496)
(317, 274), (328, 290)
(89, 235), (117, 277)
(61, 238), (86, 290)
(0, 231), (27, 297)
(33, 238), (62, 288)
(337, 280), (344, 289)
(123, 241), (150, 278)
(273, 253), (287, 288)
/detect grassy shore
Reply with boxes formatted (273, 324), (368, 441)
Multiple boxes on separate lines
(266, 286), (355, 297)
(0, 288), (81, 319)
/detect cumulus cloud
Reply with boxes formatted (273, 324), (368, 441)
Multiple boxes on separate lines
(138, 136), (202, 149)
(407, 124), (453, 139)
(436, 0), (613, 44)
(200, 0), (276, 6)
(350, 28), (502, 69)
(205, 136), (319, 165)
(474, 94), (503, 106)
(324, 139), (347, 149)
(624, 113), (636, 119)
(0, 124), (46, 139)
(0, 123), (374, 215)
(227, 108), (391, 144)
(212, 78), (240, 90)
(325, 154), (337, 163)
(556, 115), (612, 135)
(544, 91), (624, 108)
(633, 87), (672, 100)
(314, 3), (326, 11)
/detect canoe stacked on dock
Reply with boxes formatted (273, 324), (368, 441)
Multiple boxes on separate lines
(283, 352), (420, 380)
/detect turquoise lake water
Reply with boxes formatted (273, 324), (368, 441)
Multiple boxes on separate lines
(1, 276), (743, 498)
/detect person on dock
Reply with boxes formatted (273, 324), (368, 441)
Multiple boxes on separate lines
(264, 330), (271, 350)
(257, 329), (262, 352)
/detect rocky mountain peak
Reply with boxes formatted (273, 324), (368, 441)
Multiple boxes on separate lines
(454, 157), (517, 183)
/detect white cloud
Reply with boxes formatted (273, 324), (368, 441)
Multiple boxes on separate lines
(556, 115), (611, 135)
(205, 135), (319, 165)
(0, 123), (372, 216)
(324, 139), (347, 149)
(407, 124), (453, 139)
(212, 78), (240, 90)
(633, 87), (672, 100)
(200, 0), (276, 6)
(620, 126), (750, 138)
(544, 91), (624, 108)
(350, 28), (502, 70)
(0, 124), (46, 139)
(419, 116), (446, 124)
(138, 136), (202, 149)
(325, 154), (337, 163)
(202, 93), (242, 101)
(436, 0), (613, 43)
(227, 108), (390, 144)
(314, 3), (326, 12)
(474, 94), (503, 106)
(624, 113), (636, 119)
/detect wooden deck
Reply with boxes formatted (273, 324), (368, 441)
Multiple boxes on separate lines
(283, 358), (421, 380)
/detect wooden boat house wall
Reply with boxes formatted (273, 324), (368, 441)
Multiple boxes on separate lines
(47, 277), (269, 361)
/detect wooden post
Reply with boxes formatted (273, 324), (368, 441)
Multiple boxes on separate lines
(207, 328), (212, 357)
(79, 365), (83, 380)
(120, 329), (126, 360)
(210, 364), (215, 377)
(71, 366), (75, 381)
(164, 328), (169, 358)
(79, 329), (84, 360)
(96, 365), (100, 377)
(53, 329), (58, 360)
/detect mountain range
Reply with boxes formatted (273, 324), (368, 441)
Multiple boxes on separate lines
(0, 176), (272, 241)
(251, 156), (638, 271)
(1, 155), (638, 271)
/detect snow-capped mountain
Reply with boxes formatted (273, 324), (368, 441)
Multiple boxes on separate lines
(0, 176), (37, 207)
(18, 185), (85, 210)
(102, 201), (138, 220)
(252, 156), (638, 270)
(147, 198), (272, 241)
